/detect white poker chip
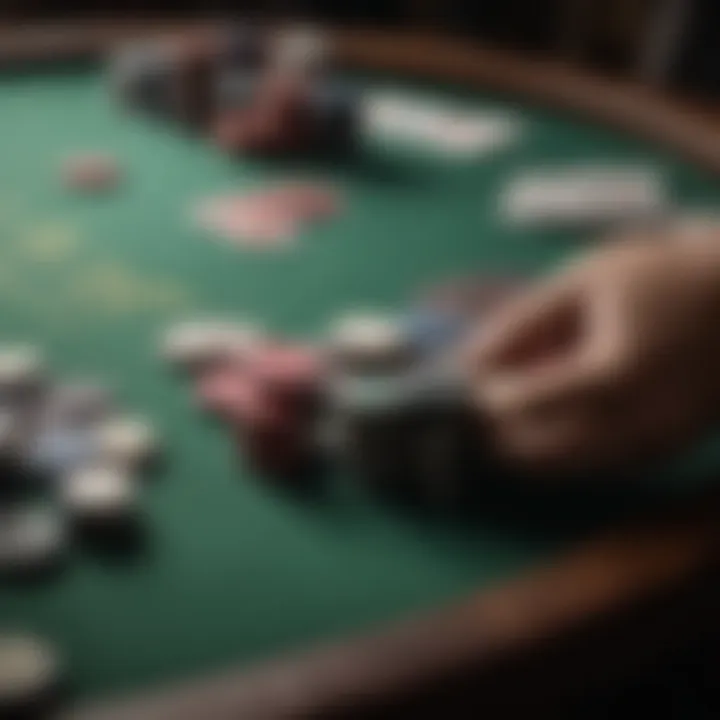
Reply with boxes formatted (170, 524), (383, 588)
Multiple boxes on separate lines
(161, 319), (260, 370)
(326, 373), (411, 415)
(95, 416), (158, 467)
(0, 633), (60, 709)
(61, 465), (137, 521)
(327, 312), (412, 370)
(0, 345), (44, 388)
(0, 506), (67, 572)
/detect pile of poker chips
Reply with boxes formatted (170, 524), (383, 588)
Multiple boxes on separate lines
(162, 275), (522, 502)
(0, 344), (159, 578)
(108, 24), (358, 159)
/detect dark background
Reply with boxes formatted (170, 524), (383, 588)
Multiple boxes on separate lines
(2, 0), (717, 97)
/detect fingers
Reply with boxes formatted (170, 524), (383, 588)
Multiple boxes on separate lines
(488, 371), (708, 473)
(471, 275), (580, 371)
(474, 290), (635, 421)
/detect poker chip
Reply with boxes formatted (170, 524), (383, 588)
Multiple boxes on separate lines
(0, 633), (60, 711)
(194, 362), (249, 420)
(30, 427), (97, 476)
(0, 345), (44, 390)
(61, 153), (120, 193)
(43, 380), (112, 427)
(95, 416), (158, 468)
(326, 312), (413, 372)
(402, 307), (468, 357)
(0, 505), (67, 573)
(61, 464), (137, 522)
(241, 424), (313, 476)
(161, 319), (259, 370)
(247, 343), (322, 400)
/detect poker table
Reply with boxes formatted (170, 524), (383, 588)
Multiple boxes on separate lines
(2, 24), (720, 719)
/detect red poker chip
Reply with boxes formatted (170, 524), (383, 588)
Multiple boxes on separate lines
(248, 343), (323, 396)
(62, 153), (120, 193)
(194, 363), (248, 420)
(239, 425), (312, 476)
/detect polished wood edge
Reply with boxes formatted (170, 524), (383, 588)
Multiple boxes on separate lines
(5, 21), (720, 719)
(67, 492), (720, 719)
(331, 29), (720, 174)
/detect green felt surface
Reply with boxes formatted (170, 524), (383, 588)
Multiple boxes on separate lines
(0, 67), (719, 705)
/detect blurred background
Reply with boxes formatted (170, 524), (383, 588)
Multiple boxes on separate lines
(1, 0), (718, 97)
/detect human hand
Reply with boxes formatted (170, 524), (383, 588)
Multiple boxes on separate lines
(466, 233), (720, 472)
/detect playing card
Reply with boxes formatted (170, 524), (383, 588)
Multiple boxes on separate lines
(500, 166), (667, 227)
(364, 91), (521, 157)
(192, 182), (340, 250)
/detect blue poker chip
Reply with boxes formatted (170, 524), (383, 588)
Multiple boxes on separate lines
(402, 308), (468, 357)
(29, 428), (97, 477)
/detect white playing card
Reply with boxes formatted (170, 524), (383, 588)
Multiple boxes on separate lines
(500, 166), (667, 227)
(364, 91), (521, 157)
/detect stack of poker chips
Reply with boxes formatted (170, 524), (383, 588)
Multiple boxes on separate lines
(162, 319), (324, 478)
(323, 309), (480, 505)
(0, 344), (159, 578)
(108, 24), (358, 157)
(163, 301), (484, 506)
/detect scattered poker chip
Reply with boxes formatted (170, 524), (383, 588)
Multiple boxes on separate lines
(61, 464), (137, 522)
(61, 153), (120, 193)
(0, 633), (61, 711)
(0, 505), (67, 573)
(229, 376), (295, 432)
(0, 345), (44, 390)
(161, 319), (260, 370)
(95, 416), (158, 468)
(194, 362), (249, 420)
(326, 312), (413, 372)
(326, 373), (413, 416)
